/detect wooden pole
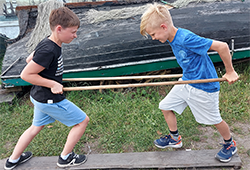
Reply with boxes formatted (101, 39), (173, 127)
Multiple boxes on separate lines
(63, 77), (226, 91)
(63, 74), (183, 82)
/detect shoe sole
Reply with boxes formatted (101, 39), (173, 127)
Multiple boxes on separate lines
(154, 142), (183, 149)
(4, 153), (33, 170)
(215, 147), (237, 163)
(4, 164), (17, 170)
(57, 157), (87, 168)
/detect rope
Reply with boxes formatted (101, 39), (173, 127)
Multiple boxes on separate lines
(166, 0), (238, 8)
(85, 5), (148, 24)
(25, 0), (64, 53)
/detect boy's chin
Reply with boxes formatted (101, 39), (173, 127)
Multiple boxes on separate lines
(65, 40), (74, 44)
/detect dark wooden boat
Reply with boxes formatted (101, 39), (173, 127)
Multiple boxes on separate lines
(0, 33), (8, 56)
(1, 0), (249, 88)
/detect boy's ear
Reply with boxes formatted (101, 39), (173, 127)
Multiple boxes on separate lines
(160, 23), (168, 30)
(55, 25), (62, 33)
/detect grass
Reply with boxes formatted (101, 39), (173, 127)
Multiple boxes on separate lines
(0, 61), (249, 159)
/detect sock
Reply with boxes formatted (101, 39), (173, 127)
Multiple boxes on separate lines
(61, 153), (70, 160)
(170, 130), (179, 140)
(9, 156), (20, 163)
(224, 137), (233, 144)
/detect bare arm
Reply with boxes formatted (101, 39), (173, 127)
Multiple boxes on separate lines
(26, 51), (35, 63)
(20, 60), (63, 94)
(209, 40), (239, 84)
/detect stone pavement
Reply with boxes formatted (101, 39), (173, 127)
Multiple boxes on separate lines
(0, 150), (242, 170)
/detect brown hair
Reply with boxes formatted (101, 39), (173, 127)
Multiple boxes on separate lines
(49, 7), (80, 30)
(140, 3), (173, 36)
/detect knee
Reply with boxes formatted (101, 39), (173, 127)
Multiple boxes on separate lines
(214, 120), (228, 128)
(29, 125), (44, 136)
(161, 109), (170, 113)
(162, 110), (174, 116)
(85, 115), (90, 124)
(79, 115), (89, 126)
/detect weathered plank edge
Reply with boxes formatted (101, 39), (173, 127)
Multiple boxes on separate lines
(0, 150), (242, 170)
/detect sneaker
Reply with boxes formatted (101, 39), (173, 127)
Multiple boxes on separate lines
(215, 140), (237, 163)
(154, 134), (182, 149)
(4, 151), (33, 170)
(57, 152), (87, 168)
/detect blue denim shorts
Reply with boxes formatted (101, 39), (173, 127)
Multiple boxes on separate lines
(30, 96), (87, 127)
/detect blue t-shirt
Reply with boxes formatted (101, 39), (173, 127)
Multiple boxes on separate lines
(168, 28), (220, 92)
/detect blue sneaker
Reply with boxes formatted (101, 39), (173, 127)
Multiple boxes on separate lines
(215, 140), (237, 163)
(154, 134), (182, 149)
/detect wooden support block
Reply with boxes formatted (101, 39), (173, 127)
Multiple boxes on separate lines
(0, 92), (16, 104)
(0, 86), (22, 94)
(0, 150), (242, 170)
(0, 87), (22, 104)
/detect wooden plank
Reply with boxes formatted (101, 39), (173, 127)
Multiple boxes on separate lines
(0, 87), (22, 94)
(0, 150), (242, 170)
(0, 87), (21, 103)
(0, 92), (16, 104)
(73, 150), (242, 169)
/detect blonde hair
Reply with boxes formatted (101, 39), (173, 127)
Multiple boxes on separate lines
(140, 3), (173, 36)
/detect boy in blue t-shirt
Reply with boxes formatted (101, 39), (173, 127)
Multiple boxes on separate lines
(140, 3), (239, 163)
(5, 7), (89, 170)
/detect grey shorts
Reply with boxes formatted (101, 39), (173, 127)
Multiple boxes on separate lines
(159, 83), (222, 125)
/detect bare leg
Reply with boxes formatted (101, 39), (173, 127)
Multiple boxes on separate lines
(214, 120), (231, 140)
(10, 125), (44, 160)
(162, 110), (177, 132)
(61, 116), (89, 156)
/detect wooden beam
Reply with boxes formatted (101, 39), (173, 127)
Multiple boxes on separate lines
(63, 77), (226, 91)
(0, 150), (241, 169)
(0, 87), (22, 94)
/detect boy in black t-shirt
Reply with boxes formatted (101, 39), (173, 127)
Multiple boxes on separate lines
(4, 7), (89, 170)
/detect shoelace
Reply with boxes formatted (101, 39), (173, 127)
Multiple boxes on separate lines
(160, 135), (172, 141)
(160, 135), (169, 139)
(226, 144), (234, 150)
(219, 142), (234, 150)
(71, 145), (91, 160)
(73, 154), (79, 159)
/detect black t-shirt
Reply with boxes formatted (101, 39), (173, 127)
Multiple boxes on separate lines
(30, 38), (65, 103)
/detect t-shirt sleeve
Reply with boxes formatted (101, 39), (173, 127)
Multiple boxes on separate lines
(32, 49), (54, 69)
(184, 33), (213, 56)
